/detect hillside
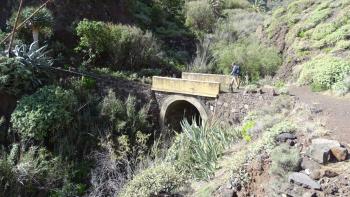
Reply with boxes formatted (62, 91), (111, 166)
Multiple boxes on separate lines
(0, 0), (349, 197)
(266, 0), (350, 94)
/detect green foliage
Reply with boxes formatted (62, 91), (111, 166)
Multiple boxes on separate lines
(212, 37), (282, 79)
(13, 42), (53, 68)
(241, 120), (254, 142)
(185, 0), (216, 35)
(0, 30), (5, 50)
(0, 56), (36, 96)
(0, 146), (69, 196)
(11, 85), (77, 141)
(215, 9), (265, 43)
(307, 23), (337, 40)
(100, 90), (149, 135)
(166, 120), (241, 180)
(223, 0), (251, 9)
(76, 20), (161, 70)
(298, 55), (350, 90)
(120, 163), (186, 197)
(10, 7), (53, 42)
(270, 144), (301, 177)
(21, 7), (54, 30)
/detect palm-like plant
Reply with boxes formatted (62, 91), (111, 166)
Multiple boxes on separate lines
(10, 7), (53, 45)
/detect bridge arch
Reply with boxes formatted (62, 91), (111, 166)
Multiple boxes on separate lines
(160, 95), (209, 131)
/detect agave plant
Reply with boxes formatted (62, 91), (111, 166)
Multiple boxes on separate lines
(13, 41), (53, 68)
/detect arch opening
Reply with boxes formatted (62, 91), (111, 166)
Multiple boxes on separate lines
(160, 95), (209, 132)
(164, 100), (201, 131)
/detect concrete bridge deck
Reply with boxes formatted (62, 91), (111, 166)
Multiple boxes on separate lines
(151, 73), (274, 131)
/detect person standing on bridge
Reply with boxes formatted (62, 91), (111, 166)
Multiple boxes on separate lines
(230, 62), (241, 91)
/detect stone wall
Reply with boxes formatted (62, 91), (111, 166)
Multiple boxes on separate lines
(209, 92), (275, 126)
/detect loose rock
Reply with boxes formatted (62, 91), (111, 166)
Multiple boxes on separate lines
(330, 147), (348, 161)
(288, 172), (321, 190)
(276, 132), (297, 143)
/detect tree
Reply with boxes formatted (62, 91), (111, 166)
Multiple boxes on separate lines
(10, 6), (53, 45)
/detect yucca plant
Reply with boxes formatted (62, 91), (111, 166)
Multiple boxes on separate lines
(167, 119), (241, 180)
(13, 41), (53, 68)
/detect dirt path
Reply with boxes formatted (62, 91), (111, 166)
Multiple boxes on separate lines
(289, 86), (350, 145)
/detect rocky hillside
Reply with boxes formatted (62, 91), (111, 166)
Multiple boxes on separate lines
(265, 0), (350, 93)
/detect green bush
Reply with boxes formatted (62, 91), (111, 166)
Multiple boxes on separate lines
(0, 31), (5, 50)
(76, 20), (161, 70)
(0, 56), (36, 96)
(270, 144), (301, 177)
(100, 90), (150, 136)
(307, 23), (337, 40)
(214, 9), (265, 43)
(212, 37), (282, 79)
(0, 146), (68, 196)
(11, 86), (77, 140)
(166, 120), (241, 180)
(120, 163), (186, 197)
(185, 0), (216, 34)
(223, 0), (251, 9)
(298, 55), (350, 90)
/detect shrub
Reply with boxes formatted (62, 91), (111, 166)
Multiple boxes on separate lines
(270, 144), (301, 177)
(223, 0), (251, 9)
(0, 146), (68, 196)
(308, 23), (337, 40)
(212, 37), (282, 79)
(0, 56), (36, 96)
(298, 55), (350, 90)
(120, 163), (186, 197)
(332, 75), (350, 96)
(185, 0), (216, 34)
(11, 86), (77, 140)
(189, 37), (215, 73)
(0, 30), (5, 50)
(166, 120), (241, 180)
(214, 9), (265, 43)
(76, 20), (161, 70)
(100, 90), (150, 136)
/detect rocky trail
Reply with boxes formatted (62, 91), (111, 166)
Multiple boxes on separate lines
(289, 86), (350, 145)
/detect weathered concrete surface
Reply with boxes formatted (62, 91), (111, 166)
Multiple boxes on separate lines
(154, 91), (275, 130)
(152, 76), (220, 97)
(182, 72), (233, 92)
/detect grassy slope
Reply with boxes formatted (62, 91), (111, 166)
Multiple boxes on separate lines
(265, 0), (350, 80)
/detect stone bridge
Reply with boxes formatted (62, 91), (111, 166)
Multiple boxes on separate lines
(152, 73), (275, 131)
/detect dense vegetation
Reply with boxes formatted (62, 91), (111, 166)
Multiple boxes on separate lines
(0, 0), (349, 196)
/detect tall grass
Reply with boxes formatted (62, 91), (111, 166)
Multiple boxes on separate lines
(166, 119), (241, 180)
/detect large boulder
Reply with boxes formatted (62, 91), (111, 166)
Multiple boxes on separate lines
(307, 139), (341, 164)
(288, 172), (321, 190)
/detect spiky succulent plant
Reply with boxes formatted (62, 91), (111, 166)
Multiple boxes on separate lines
(13, 41), (53, 68)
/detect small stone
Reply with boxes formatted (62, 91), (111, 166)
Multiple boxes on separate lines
(288, 172), (321, 190)
(322, 169), (338, 178)
(310, 170), (322, 180)
(330, 147), (348, 161)
(302, 191), (317, 197)
(276, 132), (297, 143)
(301, 157), (321, 172)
